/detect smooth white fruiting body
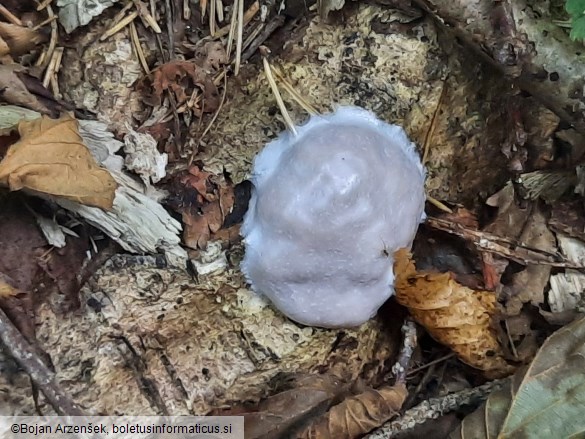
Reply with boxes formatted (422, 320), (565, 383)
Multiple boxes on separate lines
(241, 107), (425, 328)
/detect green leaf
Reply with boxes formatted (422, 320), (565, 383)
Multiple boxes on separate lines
(566, 0), (585, 16)
(570, 15), (585, 41)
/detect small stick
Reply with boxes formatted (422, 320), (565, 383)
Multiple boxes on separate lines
(0, 4), (22, 25)
(209, 0), (216, 36)
(216, 0), (224, 22)
(134, 0), (162, 33)
(365, 379), (507, 438)
(272, 66), (319, 115)
(183, 0), (191, 19)
(130, 21), (150, 74)
(42, 46), (62, 88)
(215, 0), (258, 38)
(225, 0), (238, 59)
(392, 317), (417, 385)
(201, 0), (207, 18)
(32, 15), (58, 31)
(0, 306), (87, 415)
(36, 0), (53, 11)
(234, 0), (244, 75)
(426, 195), (453, 213)
(100, 10), (138, 41)
(262, 50), (297, 136)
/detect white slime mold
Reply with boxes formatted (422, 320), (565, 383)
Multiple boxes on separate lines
(241, 107), (425, 328)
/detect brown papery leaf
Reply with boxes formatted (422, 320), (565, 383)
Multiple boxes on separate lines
(298, 383), (407, 439)
(0, 22), (46, 56)
(215, 374), (351, 439)
(393, 249), (515, 378)
(150, 60), (220, 114)
(0, 115), (117, 209)
(0, 64), (57, 115)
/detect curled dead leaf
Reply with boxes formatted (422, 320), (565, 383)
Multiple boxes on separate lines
(393, 249), (515, 378)
(298, 383), (407, 439)
(0, 115), (117, 210)
(0, 64), (60, 116)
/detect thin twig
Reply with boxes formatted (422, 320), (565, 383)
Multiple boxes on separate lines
(0, 306), (87, 416)
(36, 0), (53, 11)
(215, 0), (259, 38)
(130, 21), (150, 74)
(262, 53), (297, 135)
(0, 4), (22, 25)
(241, 14), (285, 62)
(100, 10), (138, 41)
(234, 0), (244, 75)
(210, 0), (216, 35)
(216, 0), (224, 22)
(407, 353), (455, 376)
(225, 0), (238, 59)
(272, 65), (319, 115)
(427, 216), (585, 269)
(426, 195), (453, 213)
(392, 318), (417, 385)
(365, 379), (507, 438)
(32, 15), (57, 31)
(422, 80), (447, 164)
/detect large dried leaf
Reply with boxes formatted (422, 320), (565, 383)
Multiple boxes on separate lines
(394, 249), (514, 378)
(216, 374), (352, 439)
(0, 115), (117, 209)
(450, 315), (585, 439)
(0, 65), (59, 115)
(298, 383), (407, 439)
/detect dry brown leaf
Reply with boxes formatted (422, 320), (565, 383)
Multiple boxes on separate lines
(150, 60), (220, 114)
(298, 383), (407, 439)
(0, 64), (58, 115)
(0, 22), (46, 56)
(0, 115), (117, 209)
(180, 165), (212, 202)
(215, 373), (351, 439)
(393, 249), (515, 378)
(183, 201), (223, 249)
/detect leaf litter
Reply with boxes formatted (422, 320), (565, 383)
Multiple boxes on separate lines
(1, 0), (585, 437)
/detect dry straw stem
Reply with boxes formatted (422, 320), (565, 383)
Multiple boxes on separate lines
(262, 54), (297, 136)
(272, 67), (319, 115)
(210, 0), (216, 35)
(101, 10), (139, 41)
(42, 46), (63, 89)
(134, 0), (162, 33)
(130, 21), (150, 74)
(225, 0), (238, 58)
(0, 4), (22, 25)
(215, 0), (259, 38)
(36, 0), (53, 11)
(234, 0), (244, 75)
(426, 195), (453, 213)
(216, 0), (224, 22)
(183, 0), (191, 19)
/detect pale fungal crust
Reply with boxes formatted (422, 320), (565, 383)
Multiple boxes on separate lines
(241, 107), (426, 328)
(1, 256), (395, 415)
